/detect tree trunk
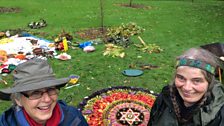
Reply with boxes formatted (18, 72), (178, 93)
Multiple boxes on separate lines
(129, 0), (133, 7)
(99, 0), (104, 34)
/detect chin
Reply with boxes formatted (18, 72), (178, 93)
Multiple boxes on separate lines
(36, 109), (54, 123)
(37, 113), (53, 124)
(183, 98), (200, 105)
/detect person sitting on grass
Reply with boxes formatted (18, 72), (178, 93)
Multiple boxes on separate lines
(148, 47), (224, 126)
(0, 58), (88, 126)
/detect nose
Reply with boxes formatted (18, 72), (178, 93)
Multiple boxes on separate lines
(41, 92), (51, 102)
(183, 80), (192, 91)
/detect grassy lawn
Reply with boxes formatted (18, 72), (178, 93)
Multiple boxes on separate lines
(0, 0), (224, 114)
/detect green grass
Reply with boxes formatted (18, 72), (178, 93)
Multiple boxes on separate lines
(0, 0), (224, 114)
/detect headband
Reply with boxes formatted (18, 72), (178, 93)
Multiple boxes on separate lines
(176, 58), (215, 75)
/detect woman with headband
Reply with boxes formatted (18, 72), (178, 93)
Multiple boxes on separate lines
(148, 48), (224, 126)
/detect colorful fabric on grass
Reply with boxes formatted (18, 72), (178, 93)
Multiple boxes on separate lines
(78, 86), (157, 126)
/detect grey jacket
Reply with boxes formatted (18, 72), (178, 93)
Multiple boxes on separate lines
(148, 81), (224, 126)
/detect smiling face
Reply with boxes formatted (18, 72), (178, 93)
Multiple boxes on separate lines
(175, 66), (209, 107)
(15, 88), (58, 124)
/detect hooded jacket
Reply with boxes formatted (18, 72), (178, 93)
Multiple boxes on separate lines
(148, 82), (224, 126)
(0, 100), (88, 126)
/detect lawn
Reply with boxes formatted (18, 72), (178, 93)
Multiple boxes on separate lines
(0, 0), (224, 114)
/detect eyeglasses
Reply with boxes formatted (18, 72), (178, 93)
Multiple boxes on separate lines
(21, 87), (59, 100)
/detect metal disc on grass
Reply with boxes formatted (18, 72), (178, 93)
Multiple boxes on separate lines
(122, 69), (143, 77)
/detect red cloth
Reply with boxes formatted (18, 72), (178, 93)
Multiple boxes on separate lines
(23, 103), (61, 126)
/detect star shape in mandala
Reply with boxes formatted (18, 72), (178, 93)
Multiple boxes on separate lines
(119, 108), (141, 125)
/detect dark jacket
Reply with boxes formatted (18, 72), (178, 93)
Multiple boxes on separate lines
(0, 100), (89, 126)
(148, 82), (224, 126)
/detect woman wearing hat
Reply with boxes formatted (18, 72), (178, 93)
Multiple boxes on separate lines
(148, 48), (224, 126)
(0, 58), (88, 126)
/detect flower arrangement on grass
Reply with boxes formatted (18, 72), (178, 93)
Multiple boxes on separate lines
(78, 86), (157, 126)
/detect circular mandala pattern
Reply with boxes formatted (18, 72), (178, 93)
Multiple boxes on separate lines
(78, 86), (157, 126)
(106, 100), (150, 126)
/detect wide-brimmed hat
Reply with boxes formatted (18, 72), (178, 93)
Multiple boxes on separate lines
(0, 58), (70, 100)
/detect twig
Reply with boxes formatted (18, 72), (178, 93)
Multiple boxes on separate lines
(138, 36), (147, 46)
(218, 67), (222, 83)
(0, 79), (7, 85)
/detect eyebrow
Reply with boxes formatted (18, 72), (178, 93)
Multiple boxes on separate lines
(176, 73), (204, 80)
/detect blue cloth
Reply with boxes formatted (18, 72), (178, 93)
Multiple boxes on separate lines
(0, 100), (88, 126)
(21, 32), (52, 43)
(78, 41), (92, 49)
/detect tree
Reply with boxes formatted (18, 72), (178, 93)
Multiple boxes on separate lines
(99, 0), (104, 34)
(129, 0), (133, 7)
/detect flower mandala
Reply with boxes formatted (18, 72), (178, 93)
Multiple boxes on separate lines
(78, 86), (157, 126)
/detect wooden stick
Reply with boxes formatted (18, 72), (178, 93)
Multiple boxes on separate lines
(138, 36), (147, 46)
(0, 80), (7, 85)
(218, 67), (222, 83)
